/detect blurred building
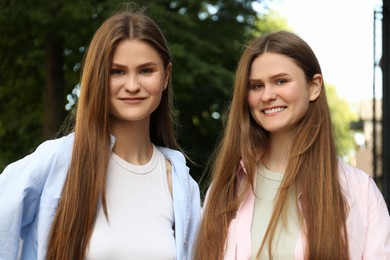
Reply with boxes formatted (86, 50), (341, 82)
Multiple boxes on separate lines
(381, 0), (390, 206)
(352, 99), (382, 180)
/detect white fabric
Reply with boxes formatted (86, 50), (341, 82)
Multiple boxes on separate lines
(0, 133), (201, 260)
(86, 145), (176, 260)
(251, 165), (299, 259)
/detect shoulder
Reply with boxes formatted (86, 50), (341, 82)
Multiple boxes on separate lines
(0, 133), (75, 215)
(24, 133), (74, 171)
(337, 161), (390, 257)
(156, 146), (188, 176)
(1, 133), (74, 186)
(338, 159), (387, 212)
(156, 146), (186, 163)
(5, 132), (74, 165)
(338, 159), (371, 188)
(156, 146), (199, 189)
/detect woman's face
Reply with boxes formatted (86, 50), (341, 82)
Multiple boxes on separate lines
(247, 52), (321, 137)
(109, 39), (171, 125)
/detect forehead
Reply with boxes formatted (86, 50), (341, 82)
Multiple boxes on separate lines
(249, 52), (304, 79)
(112, 39), (163, 64)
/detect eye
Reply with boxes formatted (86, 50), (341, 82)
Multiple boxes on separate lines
(276, 79), (286, 85)
(111, 69), (125, 75)
(249, 83), (264, 89)
(139, 68), (153, 75)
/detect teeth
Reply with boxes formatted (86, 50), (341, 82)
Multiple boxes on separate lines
(264, 107), (285, 114)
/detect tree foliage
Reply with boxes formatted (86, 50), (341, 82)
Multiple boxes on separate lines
(0, 0), (118, 167)
(0, 0), (268, 182)
(158, 1), (259, 182)
(0, 0), (356, 189)
(326, 84), (357, 159)
(254, 9), (291, 34)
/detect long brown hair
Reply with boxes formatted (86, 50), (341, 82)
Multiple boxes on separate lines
(46, 10), (178, 260)
(194, 31), (349, 260)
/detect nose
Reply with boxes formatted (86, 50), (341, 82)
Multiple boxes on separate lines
(124, 75), (141, 93)
(261, 85), (277, 102)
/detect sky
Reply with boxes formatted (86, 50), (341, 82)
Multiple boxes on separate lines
(253, 0), (383, 104)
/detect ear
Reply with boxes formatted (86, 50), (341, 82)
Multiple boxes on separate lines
(163, 63), (172, 90)
(309, 73), (322, 101)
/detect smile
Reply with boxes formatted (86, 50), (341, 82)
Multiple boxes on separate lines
(262, 107), (286, 114)
(120, 97), (146, 101)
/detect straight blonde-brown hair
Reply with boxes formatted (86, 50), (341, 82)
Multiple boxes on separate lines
(194, 31), (349, 260)
(46, 10), (178, 260)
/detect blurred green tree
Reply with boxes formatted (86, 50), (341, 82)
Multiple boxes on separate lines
(1, 0), (356, 194)
(326, 84), (358, 160)
(0, 0), (121, 167)
(0, 1), (271, 184)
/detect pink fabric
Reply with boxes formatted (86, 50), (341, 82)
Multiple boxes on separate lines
(223, 160), (390, 259)
(224, 165), (254, 260)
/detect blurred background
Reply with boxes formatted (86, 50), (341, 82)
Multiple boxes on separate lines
(0, 0), (389, 205)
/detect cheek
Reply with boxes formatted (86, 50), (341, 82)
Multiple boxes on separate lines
(284, 85), (310, 104)
(247, 92), (259, 111)
(109, 79), (120, 96)
(247, 93), (264, 127)
(289, 90), (311, 118)
(141, 77), (165, 93)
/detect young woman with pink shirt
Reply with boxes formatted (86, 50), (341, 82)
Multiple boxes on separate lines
(194, 31), (390, 259)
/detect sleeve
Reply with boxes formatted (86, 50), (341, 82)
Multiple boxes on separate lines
(167, 149), (201, 260)
(0, 147), (47, 259)
(363, 178), (390, 258)
(187, 177), (201, 251)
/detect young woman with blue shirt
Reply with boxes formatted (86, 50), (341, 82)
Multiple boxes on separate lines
(0, 9), (201, 260)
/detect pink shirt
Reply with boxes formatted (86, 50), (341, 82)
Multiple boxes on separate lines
(223, 160), (390, 259)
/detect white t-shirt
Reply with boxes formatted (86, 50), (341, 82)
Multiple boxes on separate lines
(86, 145), (176, 260)
(250, 165), (300, 259)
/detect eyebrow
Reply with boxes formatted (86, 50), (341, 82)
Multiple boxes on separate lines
(111, 61), (159, 68)
(249, 72), (290, 82)
(271, 72), (290, 78)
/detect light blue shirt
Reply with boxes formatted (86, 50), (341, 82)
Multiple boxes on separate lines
(0, 133), (201, 260)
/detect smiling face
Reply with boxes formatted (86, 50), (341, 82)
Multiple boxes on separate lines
(109, 39), (171, 126)
(247, 52), (321, 137)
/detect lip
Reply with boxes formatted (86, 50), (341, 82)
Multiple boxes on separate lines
(119, 97), (146, 103)
(261, 106), (287, 115)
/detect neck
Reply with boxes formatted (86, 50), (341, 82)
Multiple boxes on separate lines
(262, 132), (294, 173)
(111, 119), (153, 165)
